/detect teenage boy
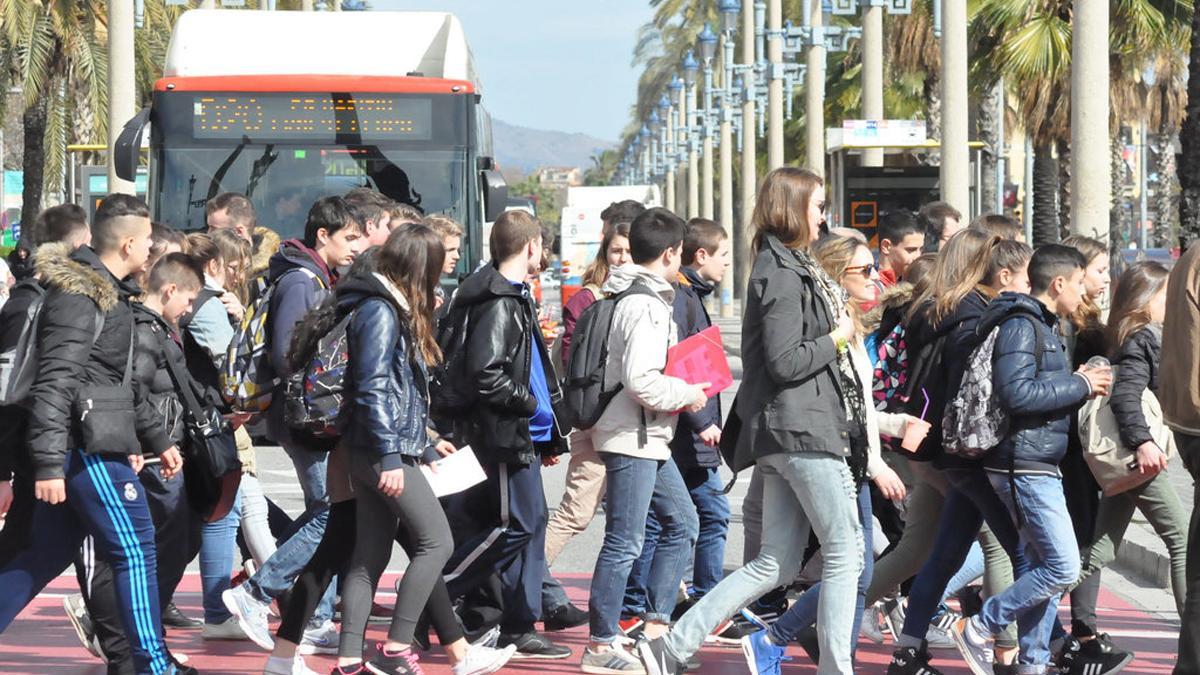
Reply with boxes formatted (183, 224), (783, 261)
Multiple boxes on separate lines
(0, 194), (183, 675)
(581, 207), (707, 674)
(224, 196), (367, 651)
(949, 245), (1112, 675)
(344, 187), (393, 247)
(79, 253), (205, 673)
(875, 210), (925, 291)
(918, 201), (963, 253)
(622, 218), (731, 625)
(33, 203), (92, 249)
(435, 209), (573, 658)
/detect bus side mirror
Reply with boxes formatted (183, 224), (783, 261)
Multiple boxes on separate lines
(114, 107), (151, 182)
(481, 169), (508, 222)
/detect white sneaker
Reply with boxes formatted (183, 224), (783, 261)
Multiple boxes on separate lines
(222, 584), (275, 650)
(263, 654), (320, 675)
(453, 643), (519, 675)
(62, 594), (102, 658)
(860, 602), (885, 644)
(204, 616), (251, 641)
(297, 619), (339, 655)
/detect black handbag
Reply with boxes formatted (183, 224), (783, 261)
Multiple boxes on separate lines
(162, 333), (242, 522)
(74, 319), (140, 456)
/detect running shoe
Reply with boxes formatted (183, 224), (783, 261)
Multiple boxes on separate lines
(887, 644), (946, 675)
(581, 643), (646, 674)
(299, 619), (339, 655)
(62, 593), (102, 659)
(222, 583), (275, 650)
(453, 642), (518, 675)
(637, 637), (684, 675)
(949, 616), (994, 675)
(498, 631), (572, 659)
(740, 630), (791, 675)
(263, 654), (321, 675)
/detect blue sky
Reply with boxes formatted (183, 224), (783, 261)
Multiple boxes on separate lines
(370, 1), (654, 142)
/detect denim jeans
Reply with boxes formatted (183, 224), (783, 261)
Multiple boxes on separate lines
(663, 452), (861, 675)
(238, 473), (277, 567)
(623, 466), (731, 616)
(588, 453), (698, 643)
(201, 489), (242, 624)
(768, 482), (873, 660)
(977, 472), (1080, 667)
(900, 468), (1026, 650)
(246, 443), (336, 625)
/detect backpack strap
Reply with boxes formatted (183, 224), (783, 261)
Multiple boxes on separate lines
(179, 288), (224, 329)
(998, 311), (1049, 528)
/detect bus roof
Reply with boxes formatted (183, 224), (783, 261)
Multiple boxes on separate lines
(162, 10), (480, 91)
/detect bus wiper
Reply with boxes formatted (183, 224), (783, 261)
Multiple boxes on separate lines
(246, 144), (278, 199)
(206, 135), (251, 200)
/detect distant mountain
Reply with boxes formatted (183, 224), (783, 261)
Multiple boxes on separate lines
(492, 118), (614, 176)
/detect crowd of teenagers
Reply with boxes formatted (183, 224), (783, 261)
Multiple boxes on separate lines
(0, 165), (1195, 675)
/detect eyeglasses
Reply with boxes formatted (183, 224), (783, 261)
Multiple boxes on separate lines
(844, 263), (878, 277)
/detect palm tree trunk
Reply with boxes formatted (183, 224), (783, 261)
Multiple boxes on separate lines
(1153, 127), (1177, 247)
(978, 82), (1000, 212)
(1033, 145), (1059, 246)
(1111, 136), (1130, 248)
(925, 73), (942, 166)
(1179, 0), (1200, 247)
(1056, 138), (1072, 241)
(20, 96), (48, 232)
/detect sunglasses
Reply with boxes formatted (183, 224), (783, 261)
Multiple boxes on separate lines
(844, 263), (878, 277)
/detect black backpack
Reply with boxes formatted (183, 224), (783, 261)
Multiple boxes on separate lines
(560, 282), (657, 431)
(429, 294), (474, 416)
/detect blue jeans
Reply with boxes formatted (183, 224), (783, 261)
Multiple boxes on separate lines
(977, 472), (1080, 667)
(662, 452), (862, 675)
(768, 482), (873, 659)
(201, 489), (242, 623)
(588, 454), (698, 643)
(623, 466), (731, 615)
(246, 443), (336, 625)
(901, 467), (1027, 649)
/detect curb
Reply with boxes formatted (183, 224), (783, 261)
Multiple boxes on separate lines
(1113, 518), (1174, 591)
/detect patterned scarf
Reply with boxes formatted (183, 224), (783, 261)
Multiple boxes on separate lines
(790, 248), (870, 484)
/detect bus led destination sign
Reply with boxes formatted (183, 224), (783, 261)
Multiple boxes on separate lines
(192, 94), (434, 141)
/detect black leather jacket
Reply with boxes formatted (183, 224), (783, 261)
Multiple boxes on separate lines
(1111, 325), (1162, 451)
(132, 304), (188, 452)
(438, 264), (568, 465)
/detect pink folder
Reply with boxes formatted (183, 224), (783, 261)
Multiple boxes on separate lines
(665, 325), (733, 398)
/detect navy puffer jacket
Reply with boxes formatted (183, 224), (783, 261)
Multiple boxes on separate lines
(978, 293), (1091, 473)
(338, 271), (433, 471)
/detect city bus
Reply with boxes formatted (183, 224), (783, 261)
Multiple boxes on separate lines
(114, 9), (506, 273)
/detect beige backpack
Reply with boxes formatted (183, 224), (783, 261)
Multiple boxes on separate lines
(1078, 364), (1175, 496)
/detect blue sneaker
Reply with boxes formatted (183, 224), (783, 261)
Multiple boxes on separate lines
(740, 631), (791, 675)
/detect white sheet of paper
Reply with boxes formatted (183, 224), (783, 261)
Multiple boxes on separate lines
(419, 446), (487, 498)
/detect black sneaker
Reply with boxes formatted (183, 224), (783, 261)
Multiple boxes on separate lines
(543, 603), (588, 632)
(498, 631), (572, 660)
(991, 664), (1016, 675)
(887, 644), (945, 675)
(796, 624), (820, 665)
(956, 586), (984, 618)
(637, 637), (684, 675)
(712, 610), (768, 645)
(163, 602), (203, 629)
(748, 594), (789, 624)
(365, 643), (424, 675)
(1063, 634), (1134, 675)
(670, 596), (696, 622)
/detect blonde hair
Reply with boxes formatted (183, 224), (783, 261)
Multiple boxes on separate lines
(212, 228), (252, 305)
(751, 167), (824, 253)
(812, 234), (868, 336)
(422, 214), (464, 240)
(911, 229), (999, 324)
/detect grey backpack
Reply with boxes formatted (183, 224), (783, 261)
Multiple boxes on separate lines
(943, 315), (1044, 458)
(0, 281), (104, 407)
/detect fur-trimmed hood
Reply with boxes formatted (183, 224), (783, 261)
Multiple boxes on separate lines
(32, 243), (119, 312)
(863, 281), (913, 335)
(251, 226), (282, 276)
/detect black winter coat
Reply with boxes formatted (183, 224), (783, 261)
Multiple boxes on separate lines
(1110, 325), (1162, 451)
(132, 304), (189, 452)
(0, 280), (44, 481)
(670, 266), (722, 469)
(978, 293), (1091, 473)
(26, 245), (172, 480)
(437, 264), (568, 465)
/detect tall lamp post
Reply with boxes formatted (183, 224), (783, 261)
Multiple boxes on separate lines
(672, 76), (688, 215)
(718, 0), (740, 315)
(683, 51), (701, 219)
(699, 26), (718, 222)
(659, 95), (676, 208)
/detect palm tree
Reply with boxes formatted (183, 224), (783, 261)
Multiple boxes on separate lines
(1178, 1), (1200, 245)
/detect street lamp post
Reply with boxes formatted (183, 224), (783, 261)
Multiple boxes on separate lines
(1070, 0), (1110, 242)
(684, 51), (701, 219)
(673, 76), (688, 216)
(861, 0), (884, 167)
(108, 0), (136, 195)
(940, 0), (970, 215)
(699, 25), (718, 222)
(766, 0), (784, 170)
(805, 0), (825, 175)
(660, 95), (676, 209)
(739, 0), (758, 300)
(718, 0), (740, 315)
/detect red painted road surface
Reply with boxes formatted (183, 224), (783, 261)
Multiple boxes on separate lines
(0, 574), (1181, 674)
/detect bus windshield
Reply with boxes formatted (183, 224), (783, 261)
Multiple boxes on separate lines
(153, 144), (467, 237)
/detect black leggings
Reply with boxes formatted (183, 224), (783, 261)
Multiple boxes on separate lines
(276, 495), (466, 651)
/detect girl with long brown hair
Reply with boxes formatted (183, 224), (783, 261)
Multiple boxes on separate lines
(646, 167), (866, 673)
(1071, 261), (1187, 644)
